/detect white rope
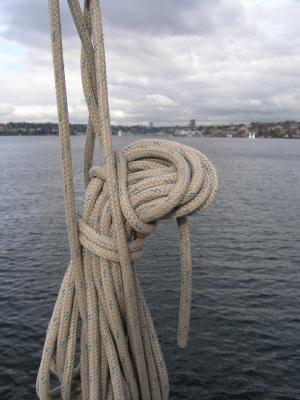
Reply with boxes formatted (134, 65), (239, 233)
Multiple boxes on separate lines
(36, 1), (218, 399)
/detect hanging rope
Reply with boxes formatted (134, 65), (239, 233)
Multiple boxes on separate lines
(37, 0), (218, 399)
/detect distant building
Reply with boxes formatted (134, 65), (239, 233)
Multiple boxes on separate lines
(149, 121), (154, 129)
(189, 119), (196, 129)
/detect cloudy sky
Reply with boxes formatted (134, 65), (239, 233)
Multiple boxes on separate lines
(0, 0), (300, 125)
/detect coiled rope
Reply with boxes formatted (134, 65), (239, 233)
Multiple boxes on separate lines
(37, 1), (218, 399)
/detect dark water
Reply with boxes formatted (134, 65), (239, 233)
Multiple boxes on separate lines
(1, 136), (300, 400)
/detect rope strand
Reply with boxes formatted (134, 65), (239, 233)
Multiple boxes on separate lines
(37, 1), (218, 399)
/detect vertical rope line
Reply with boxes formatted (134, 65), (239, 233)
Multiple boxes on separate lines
(88, 2), (151, 398)
(48, 0), (87, 327)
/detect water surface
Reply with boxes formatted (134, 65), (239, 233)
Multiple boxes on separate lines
(0, 136), (300, 399)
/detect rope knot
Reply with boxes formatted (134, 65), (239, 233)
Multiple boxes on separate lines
(77, 138), (217, 350)
(118, 139), (217, 230)
(78, 217), (144, 263)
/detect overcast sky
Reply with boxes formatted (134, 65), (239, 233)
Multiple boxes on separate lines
(0, 0), (300, 125)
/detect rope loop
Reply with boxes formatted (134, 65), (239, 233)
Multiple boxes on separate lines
(119, 139), (217, 223)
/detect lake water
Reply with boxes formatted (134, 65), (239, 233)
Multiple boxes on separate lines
(0, 135), (300, 399)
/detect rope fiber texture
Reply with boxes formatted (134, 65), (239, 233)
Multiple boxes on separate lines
(37, 1), (218, 399)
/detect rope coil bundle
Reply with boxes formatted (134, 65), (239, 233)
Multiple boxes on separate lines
(37, 1), (218, 399)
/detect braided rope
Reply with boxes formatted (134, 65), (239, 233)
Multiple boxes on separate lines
(36, 1), (218, 399)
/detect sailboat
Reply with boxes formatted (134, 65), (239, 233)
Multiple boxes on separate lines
(118, 130), (122, 137)
(248, 131), (256, 139)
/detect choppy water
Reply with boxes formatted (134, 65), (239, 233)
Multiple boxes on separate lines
(1, 136), (300, 400)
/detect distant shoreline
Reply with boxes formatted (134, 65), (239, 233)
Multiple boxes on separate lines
(1, 121), (300, 139)
(1, 133), (300, 139)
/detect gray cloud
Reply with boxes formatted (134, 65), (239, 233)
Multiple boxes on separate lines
(0, 0), (241, 45)
(0, 1), (75, 47)
(103, 0), (220, 36)
(0, 0), (300, 124)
